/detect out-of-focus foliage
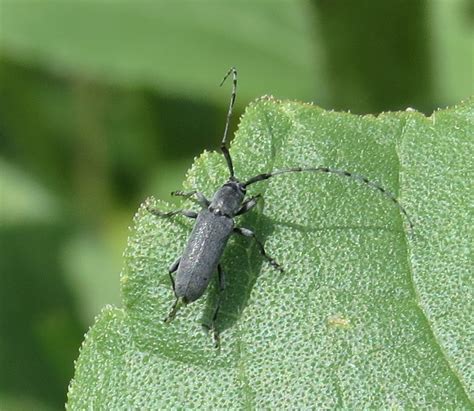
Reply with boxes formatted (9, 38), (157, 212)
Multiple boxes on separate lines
(0, 0), (472, 409)
(0, 1), (323, 103)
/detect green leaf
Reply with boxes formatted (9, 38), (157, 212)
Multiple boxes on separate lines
(67, 98), (473, 408)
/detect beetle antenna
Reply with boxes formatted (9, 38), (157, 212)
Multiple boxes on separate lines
(244, 167), (413, 230)
(219, 67), (237, 179)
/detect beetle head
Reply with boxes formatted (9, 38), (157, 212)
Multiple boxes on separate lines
(209, 180), (246, 217)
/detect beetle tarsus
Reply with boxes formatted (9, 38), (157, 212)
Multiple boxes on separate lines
(147, 205), (197, 219)
(233, 226), (284, 273)
(163, 297), (185, 323)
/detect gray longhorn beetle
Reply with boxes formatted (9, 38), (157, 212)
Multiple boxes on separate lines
(147, 67), (412, 346)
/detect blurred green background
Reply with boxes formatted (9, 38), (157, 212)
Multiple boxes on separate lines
(0, 0), (472, 409)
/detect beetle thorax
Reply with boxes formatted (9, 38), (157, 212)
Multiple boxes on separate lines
(209, 181), (245, 217)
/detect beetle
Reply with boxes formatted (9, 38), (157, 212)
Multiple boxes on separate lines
(147, 67), (412, 345)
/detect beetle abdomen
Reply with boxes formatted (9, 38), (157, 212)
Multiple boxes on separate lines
(175, 210), (234, 302)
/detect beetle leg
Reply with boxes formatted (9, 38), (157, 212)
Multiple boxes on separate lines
(147, 205), (198, 219)
(168, 256), (180, 295)
(204, 264), (226, 348)
(171, 190), (210, 208)
(212, 264), (226, 347)
(163, 257), (182, 323)
(233, 227), (284, 272)
(164, 297), (186, 324)
(235, 194), (261, 216)
(217, 264), (226, 291)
